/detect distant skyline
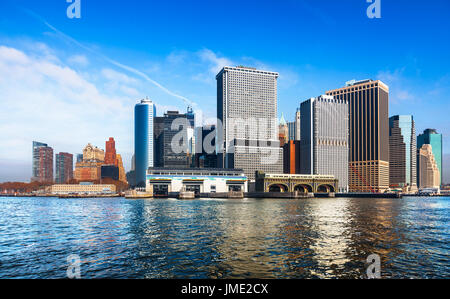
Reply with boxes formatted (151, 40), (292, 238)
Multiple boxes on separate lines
(0, 0), (449, 183)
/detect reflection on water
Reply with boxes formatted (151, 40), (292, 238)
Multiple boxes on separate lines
(0, 196), (448, 279)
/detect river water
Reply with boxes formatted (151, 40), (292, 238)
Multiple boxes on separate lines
(0, 196), (448, 279)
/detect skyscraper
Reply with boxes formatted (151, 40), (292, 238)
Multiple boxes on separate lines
(194, 124), (217, 169)
(417, 129), (443, 186)
(418, 144), (440, 189)
(105, 137), (118, 166)
(103, 138), (127, 183)
(389, 115), (417, 191)
(216, 66), (282, 180)
(300, 95), (349, 192)
(38, 146), (54, 183)
(32, 141), (48, 182)
(283, 140), (301, 174)
(287, 110), (301, 142)
(294, 108), (301, 141)
(135, 99), (156, 187)
(155, 109), (195, 168)
(153, 116), (165, 167)
(279, 113), (288, 147)
(326, 80), (390, 193)
(287, 122), (295, 141)
(55, 152), (73, 184)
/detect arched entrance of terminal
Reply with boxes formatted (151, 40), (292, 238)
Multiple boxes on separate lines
(268, 184), (289, 193)
(317, 184), (336, 193)
(293, 184), (313, 193)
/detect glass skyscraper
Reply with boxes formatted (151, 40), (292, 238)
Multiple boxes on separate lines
(389, 115), (417, 190)
(160, 109), (195, 168)
(135, 99), (156, 187)
(326, 80), (390, 193)
(32, 141), (48, 182)
(417, 129), (443, 186)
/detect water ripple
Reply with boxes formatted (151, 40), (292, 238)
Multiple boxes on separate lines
(0, 196), (449, 279)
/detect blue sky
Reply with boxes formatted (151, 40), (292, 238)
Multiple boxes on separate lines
(0, 0), (449, 182)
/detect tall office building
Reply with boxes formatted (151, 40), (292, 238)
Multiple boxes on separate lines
(153, 116), (165, 167)
(279, 113), (288, 147)
(38, 147), (54, 183)
(389, 115), (417, 191)
(417, 129), (443, 186)
(418, 144), (440, 189)
(32, 141), (48, 182)
(294, 108), (301, 140)
(194, 124), (217, 168)
(55, 152), (73, 184)
(287, 122), (295, 141)
(105, 137), (118, 166)
(135, 99), (156, 187)
(326, 80), (390, 193)
(102, 138), (127, 183)
(156, 109), (195, 168)
(287, 110), (301, 141)
(216, 66), (282, 180)
(300, 95), (349, 192)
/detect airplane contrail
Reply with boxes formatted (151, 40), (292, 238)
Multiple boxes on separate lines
(22, 8), (195, 108)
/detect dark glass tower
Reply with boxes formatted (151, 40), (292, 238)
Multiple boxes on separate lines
(389, 115), (417, 190)
(327, 80), (390, 193)
(32, 141), (48, 182)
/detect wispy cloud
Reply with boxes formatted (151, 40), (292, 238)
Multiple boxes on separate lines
(23, 8), (195, 107)
(198, 49), (234, 75)
(68, 54), (89, 67)
(377, 68), (417, 104)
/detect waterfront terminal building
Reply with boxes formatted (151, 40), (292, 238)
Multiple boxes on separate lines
(50, 183), (116, 195)
(146, 168), (248, 195)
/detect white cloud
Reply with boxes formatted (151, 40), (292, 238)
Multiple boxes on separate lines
(377, 68), (416, 103)
(198, 49), (234, 75)
(68, 54), (89, 67)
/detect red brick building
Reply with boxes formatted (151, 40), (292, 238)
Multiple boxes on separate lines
(105, 137), (118, 166)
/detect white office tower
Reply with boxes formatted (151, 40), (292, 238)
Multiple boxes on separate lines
(216, 66), (283, 180)
(300, 95), (349, 192)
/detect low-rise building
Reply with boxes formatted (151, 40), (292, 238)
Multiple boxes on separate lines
(255, 172), (338, 193)
(146, 168), (248, 195)
(50, 183), (116, 195)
